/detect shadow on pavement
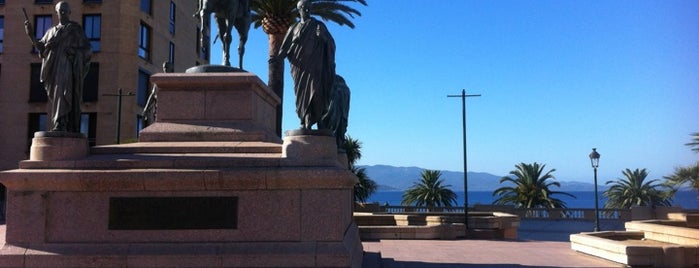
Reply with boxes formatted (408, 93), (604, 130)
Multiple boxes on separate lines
(364, 252), (555, 268)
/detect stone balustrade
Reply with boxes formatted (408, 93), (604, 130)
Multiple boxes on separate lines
(354, 211), (519, 240)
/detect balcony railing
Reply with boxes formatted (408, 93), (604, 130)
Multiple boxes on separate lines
(363, 205), (632, 221)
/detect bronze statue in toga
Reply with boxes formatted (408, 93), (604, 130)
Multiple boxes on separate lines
(24, 1), (92, 132)
(274, 0), (336, 130)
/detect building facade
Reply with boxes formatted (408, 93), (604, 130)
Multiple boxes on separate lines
(0, 0), (208, 170)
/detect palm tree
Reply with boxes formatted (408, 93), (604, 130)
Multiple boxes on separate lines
(342, 135), (376, 202)
(664, 132), (699, 191)
(492, 162), (574, 208)
(665, 164), (699, 191)
(250, 0), (367, 134)
(687, 132), (699, 153)
(342, 135), (362, 167)
(401, 170), (457, 209)
(353, 166), (377, 203)
(604, 168), (674, 209)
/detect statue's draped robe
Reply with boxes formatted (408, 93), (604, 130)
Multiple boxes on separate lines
(39, 21), (91, 132)
(322, 74), (350, 148)
(280, 18), (335, 129)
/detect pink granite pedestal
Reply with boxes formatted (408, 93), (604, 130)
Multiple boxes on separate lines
(29, 132), (88, 161)
(0, 73), (362, 268)
(139, 72), (281, 143)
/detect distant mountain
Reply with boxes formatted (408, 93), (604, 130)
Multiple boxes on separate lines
(359, 164), (605, 192)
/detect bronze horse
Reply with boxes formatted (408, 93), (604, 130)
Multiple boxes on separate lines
(196, 0), (251, 68)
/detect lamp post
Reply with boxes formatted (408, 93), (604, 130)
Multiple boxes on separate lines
(589, 148), (601, 232)
(447, 89), (480, 230)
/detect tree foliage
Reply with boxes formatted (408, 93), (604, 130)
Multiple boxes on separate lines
(401, 170), (457, 208)
(492, 162), (574, 208)
(664, 132), (699, 191)
(604, 168), (674, 209)
(343, 135), (377, 202)
(353, 166), (376, 203)
(664, 164), (699, 190)
(251, 0), (367, 32)
(342, 135), (362, 168)
(686, 132), (699, 153)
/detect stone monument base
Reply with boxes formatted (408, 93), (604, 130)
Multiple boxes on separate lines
(0, 227), (361, 267)
(29, 131), (88, 161)
(0, 73), (362, 267)
(138, 72), (281, 143)
(185, 64), (245, 73)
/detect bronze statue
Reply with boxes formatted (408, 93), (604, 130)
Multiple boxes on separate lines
(24, 1), (92, 132)
(142, 62), (173, 127)
(195, 0), (251, 69)
(274, 0), (336, 130)
(322, 74), (350, 149)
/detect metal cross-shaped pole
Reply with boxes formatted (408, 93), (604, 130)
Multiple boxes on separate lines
(103, 88), (135, 144)
(447, 89), (481, 230)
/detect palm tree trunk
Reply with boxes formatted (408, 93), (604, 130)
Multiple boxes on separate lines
(268, 32), (285, 136)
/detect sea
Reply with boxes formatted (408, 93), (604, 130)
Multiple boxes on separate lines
(366, 190), (699, 209)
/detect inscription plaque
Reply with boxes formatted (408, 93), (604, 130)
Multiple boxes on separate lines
(108, 197), (238, 230)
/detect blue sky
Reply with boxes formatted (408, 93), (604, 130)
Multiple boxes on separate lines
(211, 0), (699, 183)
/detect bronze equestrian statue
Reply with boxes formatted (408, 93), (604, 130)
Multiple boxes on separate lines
(195, 0), (251, 69)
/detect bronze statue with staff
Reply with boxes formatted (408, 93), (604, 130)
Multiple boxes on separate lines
(23, 1), (92, 133)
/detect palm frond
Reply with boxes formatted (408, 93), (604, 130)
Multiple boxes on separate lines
(604, 168), (674, 209)
(664, 162), (699, 190)
(353, 166), (377, 203)
(686, 132), (699, 153)
(401, 170), (457, 208)
(491, 162), (570, 208)
(342, 135), (362, 168)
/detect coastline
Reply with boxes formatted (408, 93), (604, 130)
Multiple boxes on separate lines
(366, 190), (699, 209)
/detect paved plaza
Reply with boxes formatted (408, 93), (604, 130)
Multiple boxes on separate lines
(360, 219), (626, 267)
(362, 239), (621, 268)
(0, 224), (624, 267)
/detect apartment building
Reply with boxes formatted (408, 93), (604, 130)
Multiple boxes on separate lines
(0, 0), (209, 170)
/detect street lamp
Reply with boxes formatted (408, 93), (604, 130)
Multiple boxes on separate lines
(589, 148), (601, 232)
(447, 89), (480, 230)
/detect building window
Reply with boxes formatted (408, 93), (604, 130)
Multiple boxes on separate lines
(34, 15), (52, 52)
(137, 115), (145, 135)
(196, 27), (201, 58)
(83, 15), (101, 52)
(196, 27), (209, 61)
(83, 0), (102, 3)
(137, 69), (150, 107)
(29, 63), (47, 102)
(81, 113), (97, 146)
(169, 42), (175, 65)
(0, 0), (5, 5)
(27, 113), (48, 151)
(138, 23), (151, 60)
(28, 113), (95, 146)
(28, 113), (48, 133)
(32, 62), (98, 102)
(169, 1), (176, 34)
(140, 0), (152, 15)
(0, 16), (4, 54)
(35, 0), (52, 4)
(83, 63), (99, 102)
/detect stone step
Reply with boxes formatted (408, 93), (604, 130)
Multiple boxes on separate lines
(19, 152), (287, 170)
(0, 241), (357, 267)
(91, 141), (283, 154)
(20, 141), (287, 170)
